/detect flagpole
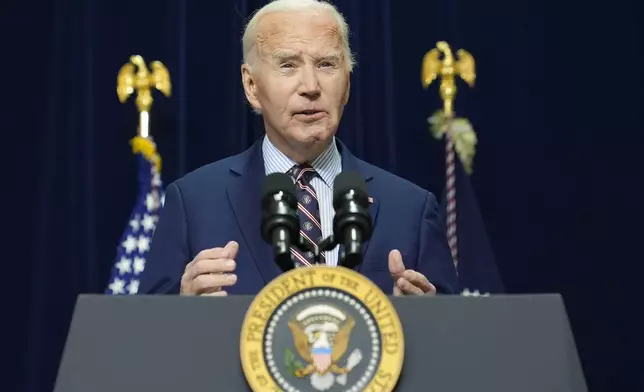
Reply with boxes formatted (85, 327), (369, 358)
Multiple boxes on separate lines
(444, 118), (458, 267)
(421, 41), (477, 270)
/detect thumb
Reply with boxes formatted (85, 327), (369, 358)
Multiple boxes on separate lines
(388, 249), (405, 279)
(224, 241), (239, 259)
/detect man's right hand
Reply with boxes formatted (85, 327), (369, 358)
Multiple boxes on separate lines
(180, 241), (239, 296)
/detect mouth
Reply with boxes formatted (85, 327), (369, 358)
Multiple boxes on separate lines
(295, 109), (324, 115)
(293, 110), (327, 121)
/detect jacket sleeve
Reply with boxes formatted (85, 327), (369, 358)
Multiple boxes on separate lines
(416, 191), (460, 294)
(138, 182), (190, 294)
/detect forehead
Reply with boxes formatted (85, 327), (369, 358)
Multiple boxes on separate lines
(255, 10), (342, 54)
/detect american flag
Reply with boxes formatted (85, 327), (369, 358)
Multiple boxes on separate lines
(106, 137), (164, 295)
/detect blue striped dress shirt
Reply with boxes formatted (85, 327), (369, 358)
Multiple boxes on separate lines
(262, 135), (342, 266)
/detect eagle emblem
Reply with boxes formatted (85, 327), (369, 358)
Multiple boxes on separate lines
(287, 304), (363, 391)
(116, 55), (171, 115)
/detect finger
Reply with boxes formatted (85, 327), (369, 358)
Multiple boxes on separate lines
(402, 270), (436, 294)
(224, 241), (239, 259)
(188, 258), (236, 280)
(181, 258), (235, 293)
(396, 278), (424, 296)
(192, 273), (237, 294)
(187, 242), (239, 271)
(388, 249), (406, 279)
(393, 285), (403, 297)
(189, 247), (232, 267)
(201, 290), (228, 297)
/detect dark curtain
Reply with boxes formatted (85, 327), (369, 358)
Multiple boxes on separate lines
(2, 0), (642, 391)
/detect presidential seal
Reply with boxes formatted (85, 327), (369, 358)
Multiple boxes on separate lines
(240, 266), (404, 392)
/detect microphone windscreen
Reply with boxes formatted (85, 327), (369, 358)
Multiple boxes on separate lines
(333, 171), (367, 199)
(261, 172), (297, 201)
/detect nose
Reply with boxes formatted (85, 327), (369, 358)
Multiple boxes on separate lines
(298, 64), (321, 99)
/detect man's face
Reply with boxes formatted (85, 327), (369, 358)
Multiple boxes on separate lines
(242, 10), (350, 155)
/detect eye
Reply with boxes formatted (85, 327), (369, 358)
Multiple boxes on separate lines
(280, 62), (295, 69)
(319, 61), (335, 68)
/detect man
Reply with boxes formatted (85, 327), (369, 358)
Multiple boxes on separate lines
(138, 0), (459, 296)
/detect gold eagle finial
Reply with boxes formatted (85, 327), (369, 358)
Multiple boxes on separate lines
(421, 41), (475, 118)
(117, 55), (171, 113)
(117, 55), (171, 139)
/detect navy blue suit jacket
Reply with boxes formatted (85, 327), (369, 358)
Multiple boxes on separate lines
(139, 139), (459, 295)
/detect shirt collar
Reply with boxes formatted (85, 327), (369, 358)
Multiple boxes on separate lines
(262, 135), (342, 186)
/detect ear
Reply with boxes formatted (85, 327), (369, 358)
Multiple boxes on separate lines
(241, 64), (262, 112)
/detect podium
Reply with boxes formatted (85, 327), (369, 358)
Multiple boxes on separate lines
(53, 293), (587, 392)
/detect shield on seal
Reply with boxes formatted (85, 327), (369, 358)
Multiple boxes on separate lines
(311, 345), (332, 373)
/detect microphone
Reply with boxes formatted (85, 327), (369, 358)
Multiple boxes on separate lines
(260, 173), (300, 272)
(332, 171), (372, 269)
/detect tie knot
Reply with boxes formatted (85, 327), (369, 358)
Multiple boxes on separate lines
(288, 163), (317, 183)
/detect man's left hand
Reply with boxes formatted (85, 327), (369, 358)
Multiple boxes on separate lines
(388, 249), (437, 296)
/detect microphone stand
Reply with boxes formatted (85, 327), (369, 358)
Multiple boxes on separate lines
(295, 233), (363, 268)
(293, 234), (339, 265)
(327, 234), (365, 270)
(315, 235), (339, 264)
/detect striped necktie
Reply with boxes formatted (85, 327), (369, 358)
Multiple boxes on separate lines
(288, 163), (325, 267)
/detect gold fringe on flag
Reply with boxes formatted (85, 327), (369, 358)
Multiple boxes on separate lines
(130, 135), (162, 173)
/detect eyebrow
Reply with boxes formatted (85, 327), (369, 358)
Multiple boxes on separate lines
(318, 52), (342, 62)
(271, 50), (298, 62)
(271, 50), (343, 63)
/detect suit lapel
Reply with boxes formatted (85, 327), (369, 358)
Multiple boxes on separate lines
(337, 141), (380, 273)
(226, 140), (282, 283)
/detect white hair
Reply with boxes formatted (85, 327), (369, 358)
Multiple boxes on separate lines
(242, 0), (356, 73)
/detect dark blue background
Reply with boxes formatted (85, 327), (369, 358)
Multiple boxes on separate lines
(2, 0), (642, 391)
